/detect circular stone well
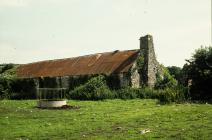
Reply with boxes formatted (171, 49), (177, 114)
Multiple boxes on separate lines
(37, 100), (67, 108)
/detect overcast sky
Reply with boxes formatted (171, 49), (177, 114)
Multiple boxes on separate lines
(0, 0), (211, 67)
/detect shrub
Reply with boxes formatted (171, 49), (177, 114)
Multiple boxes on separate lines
(0, 77), (38, 100)
(69, 75), (114, 100)
(156, 88), (176, 103)
(155, 66), (178, 89)
(114, 86), (188, 103)
(10, 78), (37, 99)
(0, 77), (12, 99)
(115, 87), (139, 99)
(68, 75), (188, 103)
(138, 87), (156, 99)
(0, 64), (18, 99)
(115, 86), (188, 103)
(155, 86), (188, 104)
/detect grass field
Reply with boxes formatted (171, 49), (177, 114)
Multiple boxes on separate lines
(0, 99), (212, 140)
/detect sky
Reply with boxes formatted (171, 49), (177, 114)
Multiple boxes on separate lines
(0, 0), (211, 67)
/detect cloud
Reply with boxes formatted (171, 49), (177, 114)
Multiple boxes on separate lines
(0, 0), (29, 7)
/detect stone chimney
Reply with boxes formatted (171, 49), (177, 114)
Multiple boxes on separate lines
(139, 35), (158, 87)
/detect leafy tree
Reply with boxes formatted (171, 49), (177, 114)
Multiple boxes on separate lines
(183, 46), (212, 101)
(167, 66), (187, 85)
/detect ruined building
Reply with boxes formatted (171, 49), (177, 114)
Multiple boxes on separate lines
(17, 35), (160, 91)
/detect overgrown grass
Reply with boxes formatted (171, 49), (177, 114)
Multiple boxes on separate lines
(0, 99), (212, 139)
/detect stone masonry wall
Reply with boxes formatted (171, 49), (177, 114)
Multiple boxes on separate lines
(139, 35), (160, 87)
(130, 62), (140, 88)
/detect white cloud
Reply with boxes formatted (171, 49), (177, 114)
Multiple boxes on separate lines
(0, 0), (29, 7)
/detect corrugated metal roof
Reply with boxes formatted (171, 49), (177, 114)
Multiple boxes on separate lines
(17, 49), (140, 78)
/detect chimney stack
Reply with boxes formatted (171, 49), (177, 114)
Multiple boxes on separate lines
(139, 34), (153, 51)
(139, 35), (158, 87)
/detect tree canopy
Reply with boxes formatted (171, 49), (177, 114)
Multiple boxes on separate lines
(183, 46), (212, 101)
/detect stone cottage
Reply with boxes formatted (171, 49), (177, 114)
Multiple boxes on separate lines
(17, 35), (160, 91)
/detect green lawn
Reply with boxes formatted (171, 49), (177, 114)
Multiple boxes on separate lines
(0, 99), (212, 140)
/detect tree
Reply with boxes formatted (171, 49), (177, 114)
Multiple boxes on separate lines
(183, 46), (212, 101)
(167, 66), (185, 85)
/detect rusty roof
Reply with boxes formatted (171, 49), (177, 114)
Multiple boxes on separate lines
(17, 49), (140, 78)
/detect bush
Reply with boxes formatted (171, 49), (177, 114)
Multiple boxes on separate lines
(69, 75), (114, 100)
(0, 77), (38, 100)
(155, 86), (188, 104)
(157, 88), (176, 103)
(0, 64), (18, 99)
(0, 77), (12, 99)
(113, 86), (188, 104)
(138, 87), (156, 99)
(68, 75), (188, 103)
(10, 78), (37, 99)
(114, 86), (188, 103)
(155, 66), (178, 89)
(115, 87), (155, 99)
(115, 87), (139, 99)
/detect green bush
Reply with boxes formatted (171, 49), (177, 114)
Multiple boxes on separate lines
(69, 75), (114, 100)
(114, 86), (188, 103)
(115, 87), (139, 99)
(155, 66), (178, 89)
(0, 64), (18, 99)
(155, 86), (188, 104)
(0, 77), (38, 100)
(115, 87), (155, 99)
(0, 77), (12, 99)
(114, 86), (187, 103)
(156, 88), (176, 103)
(68, 75), (188, 103)
(10, 78), (37, 99)
(138, 87), (156, 99)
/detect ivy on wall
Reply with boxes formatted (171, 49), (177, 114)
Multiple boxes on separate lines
(136, 52), (146, 86)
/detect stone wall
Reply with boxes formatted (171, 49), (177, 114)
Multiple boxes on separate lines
(118, 62), (140, 88)
(130, 62), (140, 88)
(139, 35), (160, 87)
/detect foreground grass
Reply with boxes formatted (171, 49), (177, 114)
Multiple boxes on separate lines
(0, 99), (212, 140)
